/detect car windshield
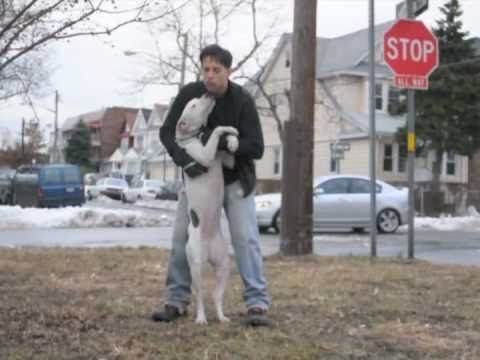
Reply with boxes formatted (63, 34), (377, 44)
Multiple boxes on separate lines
(145, 180), (163, 188)
(106, 178), (127, 187)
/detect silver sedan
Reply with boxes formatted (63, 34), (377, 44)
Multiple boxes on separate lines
(255, 175), (408, 234)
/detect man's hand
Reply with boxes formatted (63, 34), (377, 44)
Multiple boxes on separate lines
(183, 162), (208, 178)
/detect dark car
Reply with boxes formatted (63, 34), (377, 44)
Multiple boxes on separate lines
(156, 180), (183, 201)
(0, 168), (15, 205)
(12, 164), (85, 208)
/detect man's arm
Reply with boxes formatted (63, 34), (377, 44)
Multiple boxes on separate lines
(235, 94), (264, 160)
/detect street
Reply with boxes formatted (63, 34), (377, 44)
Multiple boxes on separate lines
(1, 224), (480, 267)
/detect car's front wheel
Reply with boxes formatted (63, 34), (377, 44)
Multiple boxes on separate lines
(377, 209), (400, 233)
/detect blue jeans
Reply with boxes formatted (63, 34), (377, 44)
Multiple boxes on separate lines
(164, 181), (271, 313)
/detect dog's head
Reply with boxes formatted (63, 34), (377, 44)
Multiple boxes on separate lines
(176, 94), (215, 140)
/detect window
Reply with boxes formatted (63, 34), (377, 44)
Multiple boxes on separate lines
(42, 168), (62, 185)
(330, 144), (338, 173)
(375, 83), (383, 111)
(388, 86), (403, 115)
(398, 142), (407, 173)
(383, 144), (393, 171)
(318, 178), (349, 194)
(273, 147), (281, 175)
(350, 179), (381, 194)
(136, 135), (144, 149)
(446, 152), (456, 175)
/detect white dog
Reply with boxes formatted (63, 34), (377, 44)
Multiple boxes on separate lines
(175, 94), (239, 324)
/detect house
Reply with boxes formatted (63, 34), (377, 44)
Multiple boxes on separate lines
(250, 22), (469, 205)
(59, 107), (145, 171)
(108, 104), (178, 182)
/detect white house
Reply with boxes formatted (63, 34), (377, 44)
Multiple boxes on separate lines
(250, 21), (468, 194)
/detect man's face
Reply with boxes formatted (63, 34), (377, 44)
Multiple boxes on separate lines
(202, 56), (231, 97)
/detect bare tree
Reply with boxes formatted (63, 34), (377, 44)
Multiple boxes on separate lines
(128, 0), (279, 91)
(0, 0), (188, 102)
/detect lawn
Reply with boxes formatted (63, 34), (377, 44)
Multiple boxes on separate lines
(1, 247), (479, 359)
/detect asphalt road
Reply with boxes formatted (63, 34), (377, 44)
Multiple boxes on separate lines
(1, 226), (479, 267)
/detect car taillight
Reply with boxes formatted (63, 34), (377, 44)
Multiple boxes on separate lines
(37, 186), (43, 199)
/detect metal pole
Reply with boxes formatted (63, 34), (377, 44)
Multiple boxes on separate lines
(407, 0), (415, 258)
(175, 33), (188, 181)
(53, 90), (59, 163)
(368, 0), (377, 257)
(21, 118), (25, 162)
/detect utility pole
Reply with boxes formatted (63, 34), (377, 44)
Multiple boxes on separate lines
(280, 0), (317, 255)
(174, 33), (188, 180)
(21, 118), (25, 163)
(53, 90), (59, 163)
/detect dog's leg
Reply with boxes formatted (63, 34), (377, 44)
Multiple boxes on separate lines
(186, 224), (208, 325)
(212, 256), (230, 323)
(183, 126), (238, 168)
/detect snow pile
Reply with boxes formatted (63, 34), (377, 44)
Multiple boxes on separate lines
(0, 205), (173, 230)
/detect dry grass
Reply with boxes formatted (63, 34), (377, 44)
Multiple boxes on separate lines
(1, 247), (480, 359)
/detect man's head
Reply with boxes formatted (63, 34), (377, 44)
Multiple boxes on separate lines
(199, 44), (232, 97)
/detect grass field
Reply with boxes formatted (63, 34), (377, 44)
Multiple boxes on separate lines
(1, 247), (479, 359)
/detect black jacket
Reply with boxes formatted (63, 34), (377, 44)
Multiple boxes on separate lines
(160, 81), (264, 196)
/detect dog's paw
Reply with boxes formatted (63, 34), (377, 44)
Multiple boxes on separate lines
(226, 135), (239, 153)
(218, 315), (230, 323)
(195, 316), (208, 325)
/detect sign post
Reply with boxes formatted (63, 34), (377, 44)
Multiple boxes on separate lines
(396, 0), (429, 19)
(384, 11), (439, 258)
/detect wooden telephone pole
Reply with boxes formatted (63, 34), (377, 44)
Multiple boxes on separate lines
(280, 0), (318, 255)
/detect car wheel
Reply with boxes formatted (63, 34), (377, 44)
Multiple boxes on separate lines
(137, 194), (142, 200)
(87, 191), (92, 201)
(273, 211), (281, 234)
(121, 193), (127, 203)
(259, 226), (269, 234)
(377, 209), (400, 233)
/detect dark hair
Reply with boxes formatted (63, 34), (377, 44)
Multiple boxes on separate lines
(199, 44), (233, 69)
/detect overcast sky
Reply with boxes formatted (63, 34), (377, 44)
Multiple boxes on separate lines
(0, 0), (478, 141)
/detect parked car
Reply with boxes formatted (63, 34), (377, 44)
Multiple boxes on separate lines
(94, 177), (130, 201)
(156, 180), (183, 201)
(126, 179), (165, 200)
(12, 164), (85, 208)
(255, 175), (408, 234)
(0, 167), (15, 205)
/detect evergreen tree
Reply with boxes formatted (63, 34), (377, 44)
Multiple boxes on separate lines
(65, 121), (92, 171)
(414, 0), (480, 190)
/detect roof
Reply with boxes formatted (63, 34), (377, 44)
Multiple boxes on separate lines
(247, 21), (395, 97)
(62, 109), (106, 131)
(315, 21), (395, 78)
(339, 111), (406, 138)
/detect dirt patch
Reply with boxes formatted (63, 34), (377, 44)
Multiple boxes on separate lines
(1, 248), (479, 359)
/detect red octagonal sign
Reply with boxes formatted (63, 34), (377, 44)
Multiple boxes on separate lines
(384, 19), (439, 90)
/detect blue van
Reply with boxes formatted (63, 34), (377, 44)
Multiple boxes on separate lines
(13, 164), (85, 208)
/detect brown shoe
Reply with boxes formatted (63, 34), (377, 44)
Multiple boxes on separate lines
(151, 305), (186, 323)
(243, 307), (272, 327)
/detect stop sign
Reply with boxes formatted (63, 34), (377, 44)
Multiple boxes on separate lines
(384, 19), (439, 90)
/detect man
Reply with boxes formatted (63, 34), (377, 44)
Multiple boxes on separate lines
(153, 44), (271, 326)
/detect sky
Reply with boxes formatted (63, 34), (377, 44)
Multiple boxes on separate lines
(0, 0), (479, 142)
(1, 196), (479, 230)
